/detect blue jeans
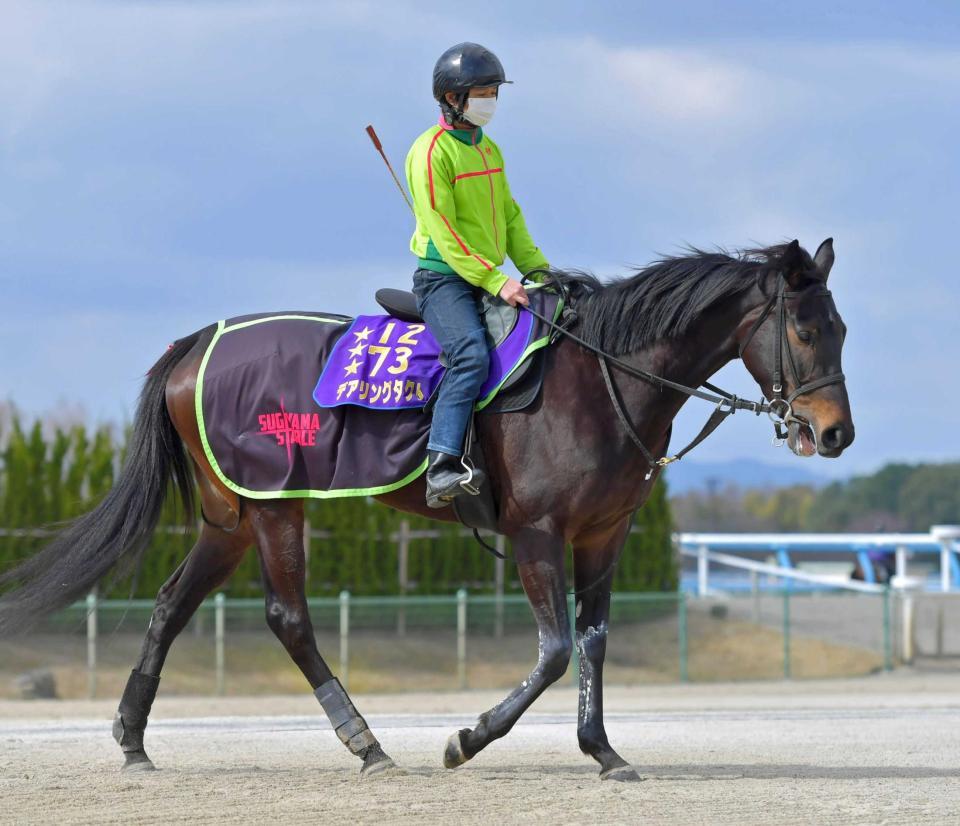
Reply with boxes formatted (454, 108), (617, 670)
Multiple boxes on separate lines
(412, 268), (489, 456)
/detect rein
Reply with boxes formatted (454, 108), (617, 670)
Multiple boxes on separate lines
(521, 270), (845, 475)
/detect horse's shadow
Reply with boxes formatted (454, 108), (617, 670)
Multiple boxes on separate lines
(142, 762), (959, 782)
(490, 763), (959, 781)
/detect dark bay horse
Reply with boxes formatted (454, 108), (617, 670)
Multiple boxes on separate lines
(0, 239), (853, 781)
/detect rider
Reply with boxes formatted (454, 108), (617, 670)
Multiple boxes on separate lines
(405, 42), (550, 509)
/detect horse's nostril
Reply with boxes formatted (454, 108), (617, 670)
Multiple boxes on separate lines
(821, 425), (845, 450)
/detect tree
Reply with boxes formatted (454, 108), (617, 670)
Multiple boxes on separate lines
(1, 412), (680, 599)
(806, 464), (916, 531)
(615, 477), (677, 591)
(898, 464), (960, 530)
(742, 485), (817, 532)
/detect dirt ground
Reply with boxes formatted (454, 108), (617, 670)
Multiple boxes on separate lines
(2, 672), (959, 825)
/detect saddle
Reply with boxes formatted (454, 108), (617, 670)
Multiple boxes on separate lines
(375, 288), (525, 362)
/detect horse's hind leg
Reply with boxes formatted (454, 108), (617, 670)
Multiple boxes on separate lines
(114, 523), (250, 770)
(444, 527), (572, 768)
(248, 498), (397, 778)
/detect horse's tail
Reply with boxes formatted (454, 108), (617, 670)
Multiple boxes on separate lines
(0, 327), (210, 636)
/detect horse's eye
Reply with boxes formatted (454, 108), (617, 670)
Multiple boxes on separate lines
(797, 330), (812, 343)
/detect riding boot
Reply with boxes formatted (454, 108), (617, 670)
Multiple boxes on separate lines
(425, 450), (486, 509)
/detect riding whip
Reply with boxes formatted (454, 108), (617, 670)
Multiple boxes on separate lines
(365, 125), (414, 215)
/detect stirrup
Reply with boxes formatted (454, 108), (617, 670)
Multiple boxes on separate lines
(458, 455), (480, 496)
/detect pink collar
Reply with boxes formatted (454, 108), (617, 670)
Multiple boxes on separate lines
(437, 114), (481, 134)
(436, 114), (482, 144)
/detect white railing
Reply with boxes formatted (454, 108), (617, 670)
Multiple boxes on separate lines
(678, 546), (887, 595)
(676, 526), (960, 596)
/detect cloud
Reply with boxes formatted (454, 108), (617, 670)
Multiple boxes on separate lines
(507, 34), (960, 156)
(1, 254), (406, 421)
(504, 36), (817, 150)
(579, 40), (777, 124)
(0, 3), (70, 141)
(0, 0), (452, 144)
(1, 4), (958, 473)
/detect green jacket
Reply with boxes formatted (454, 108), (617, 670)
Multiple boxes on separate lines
(405, 118), (549, 296)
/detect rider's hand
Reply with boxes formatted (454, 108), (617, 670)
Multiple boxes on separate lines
(498, 277), (529, 308)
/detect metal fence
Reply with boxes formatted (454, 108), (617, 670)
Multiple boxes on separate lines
(7, 525), (960, 700)
(0, 587), (906, 700)
(678, 527), (960, 593)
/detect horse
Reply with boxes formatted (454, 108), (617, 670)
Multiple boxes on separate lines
(0, 238), (853, 781)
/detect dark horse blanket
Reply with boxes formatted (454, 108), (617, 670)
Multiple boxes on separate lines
(196, 289), (560, 498)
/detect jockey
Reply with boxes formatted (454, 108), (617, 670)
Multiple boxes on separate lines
(405, 42), (549, 509)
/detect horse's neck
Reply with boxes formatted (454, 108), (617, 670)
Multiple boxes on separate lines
(602, 287), (759, 451)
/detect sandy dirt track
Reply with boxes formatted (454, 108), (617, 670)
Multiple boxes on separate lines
(2, 673), (960, 825)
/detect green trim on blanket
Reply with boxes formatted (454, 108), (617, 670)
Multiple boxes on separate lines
(195, 318), (226, 498)
(222, 314), (348, 334)
(194, 315), (430, 501)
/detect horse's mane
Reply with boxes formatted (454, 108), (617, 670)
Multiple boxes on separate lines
(550, 243), (804, 356)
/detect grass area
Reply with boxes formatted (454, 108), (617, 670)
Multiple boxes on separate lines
(0, 606), (884, 700)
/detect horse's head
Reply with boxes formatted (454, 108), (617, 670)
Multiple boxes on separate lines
(739, 238), (854, 458)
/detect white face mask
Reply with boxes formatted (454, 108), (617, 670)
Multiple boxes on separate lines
(463, 96), (497, 126)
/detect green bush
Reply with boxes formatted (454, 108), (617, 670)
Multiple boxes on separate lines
(0, 413), (677, 601)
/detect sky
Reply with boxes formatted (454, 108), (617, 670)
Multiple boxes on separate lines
(1, 0), (958, 478)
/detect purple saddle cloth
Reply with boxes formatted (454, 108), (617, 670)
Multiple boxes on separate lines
(312, 301), (534, 410)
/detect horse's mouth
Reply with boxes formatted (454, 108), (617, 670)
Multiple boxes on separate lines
(787, 419), (818, 457)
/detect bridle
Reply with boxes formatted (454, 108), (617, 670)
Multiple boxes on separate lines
(521, 269), (847, 476)
(737, 275), (846, 445)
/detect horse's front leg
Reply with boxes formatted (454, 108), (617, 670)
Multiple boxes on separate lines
(573, 518), (642, 781)
(444, 526), (571, 768)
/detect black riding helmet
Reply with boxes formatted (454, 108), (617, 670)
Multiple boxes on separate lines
(433, 43), (512, 124)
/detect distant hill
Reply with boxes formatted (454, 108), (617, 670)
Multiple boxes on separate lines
(666, 459), (960, 532)
(664, 458), (829, 495)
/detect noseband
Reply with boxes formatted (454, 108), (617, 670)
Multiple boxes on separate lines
(738, 275), (846, 443)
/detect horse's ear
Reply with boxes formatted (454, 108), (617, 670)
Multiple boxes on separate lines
(813, 237), (835, 281)
(781, 239), (806, 289)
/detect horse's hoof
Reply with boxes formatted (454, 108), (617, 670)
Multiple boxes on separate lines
(443, 729), (470, 769)
(361, 753), (401, 779)
(121, 752), (156, 772)
(600, 764), (642, 782)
